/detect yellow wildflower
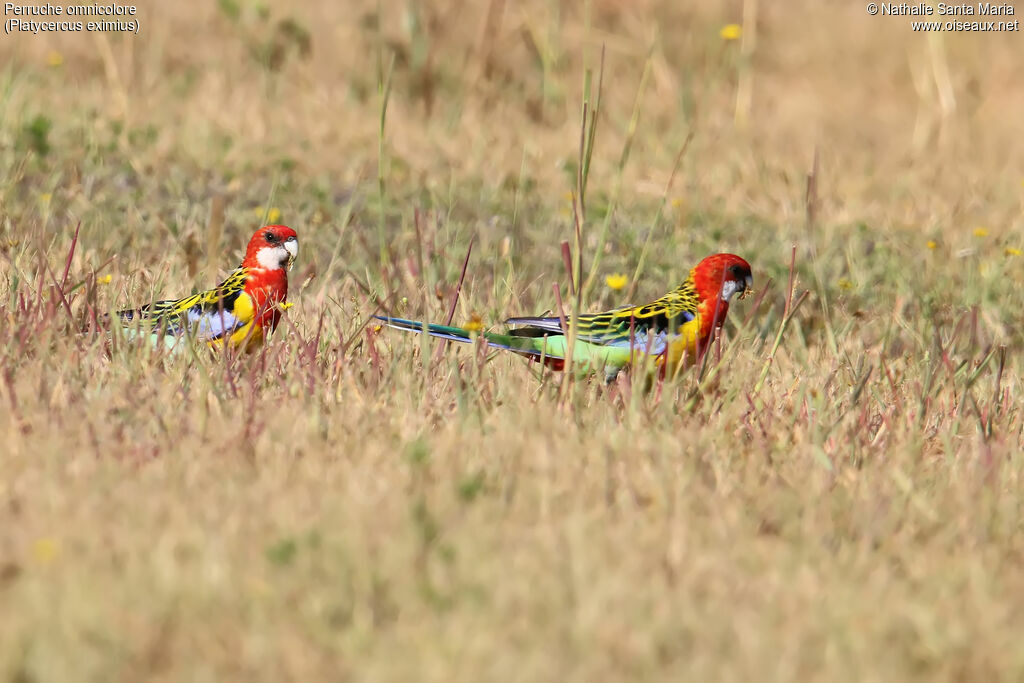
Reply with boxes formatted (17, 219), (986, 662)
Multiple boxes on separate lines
(838, 278), (854, 291)
(47, 51), (64, 67)
(254, 207), (282, 223)
(719, 24), (742, 40)
(926, 240), (937, 250)
(463, 313), (484, 334)
(605, 273), (628, 291)
(973, 227), (989, 237)
(1005, 247), (1022, 257)
(31, 538), (59, 565)
(97, 274), (113, 285)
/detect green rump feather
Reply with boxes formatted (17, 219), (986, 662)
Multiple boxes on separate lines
(375, 316), (637, 378)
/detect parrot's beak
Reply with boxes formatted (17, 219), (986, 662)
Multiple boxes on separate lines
(739, 274), (754, 300)
(284, 236), (298, 271)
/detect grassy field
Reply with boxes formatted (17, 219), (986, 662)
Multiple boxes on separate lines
(2, 0), (1024, 680)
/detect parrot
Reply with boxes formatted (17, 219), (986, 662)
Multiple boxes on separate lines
(376, 252), (753, 381)
(116, 225), (298, 352)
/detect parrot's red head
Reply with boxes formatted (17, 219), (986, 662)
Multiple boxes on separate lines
(242, 225), (299, 271)
(691, 253), (754, 304)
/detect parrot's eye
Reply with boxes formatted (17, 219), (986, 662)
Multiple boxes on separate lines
(264, 232), (279, 243)
(728, 264), (744, 277)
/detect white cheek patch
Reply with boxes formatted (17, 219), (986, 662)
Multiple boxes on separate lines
(256, 245), (288, 270)
(721, 280), (742, 302)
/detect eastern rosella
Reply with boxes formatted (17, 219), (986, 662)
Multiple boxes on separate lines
(376, 253), (753, 380)
(118, 225), (298, 351)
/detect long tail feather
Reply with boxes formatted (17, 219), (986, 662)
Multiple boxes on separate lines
(374, 315), (565, 363)
(374, 316), (477, 344)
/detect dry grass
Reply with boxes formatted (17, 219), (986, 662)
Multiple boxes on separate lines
(2, 1), (1024, 680)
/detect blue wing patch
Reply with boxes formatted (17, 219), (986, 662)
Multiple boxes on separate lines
(187, 307), (246, 340)
(602, 329), (669, 355)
